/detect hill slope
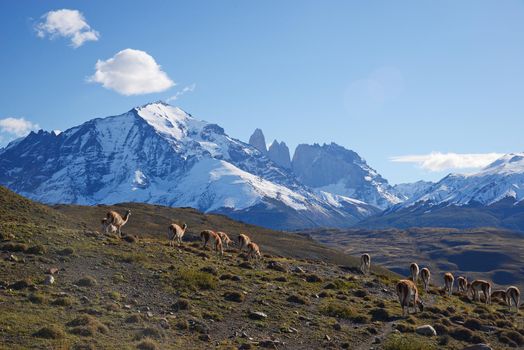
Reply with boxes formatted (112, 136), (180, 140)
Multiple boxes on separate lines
(0, 187), (522, 349)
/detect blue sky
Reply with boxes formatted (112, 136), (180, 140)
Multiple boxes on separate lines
(0, 1), (523, 184)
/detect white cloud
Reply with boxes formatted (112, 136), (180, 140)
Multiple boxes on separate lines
(0, 117), (40, 137)
(390, 152), (505, 172)
(88, 49), (175, 96)
(166, 83), (196, 102)
(35, 9), (99, 48)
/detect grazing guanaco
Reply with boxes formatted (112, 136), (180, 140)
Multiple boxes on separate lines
(201, 230), (215, 248)
(238, 233), (251, 252)
(506, 286), (520, 312)
(457, 276), (468, 293)
(105, 210), (131, 236)
(396, 279), (424, 316)
(444, 272), (454, 296)
(468, 280), (492, 304)
(491, 289), (507, 304)
(200, 230), (223, 256)
(216, 231), (233, 249)
(246, 242), (261, 261)
(410, 263), (419, 283)
(167, 223), (187, 247)
(420, 267), (430, 292)
(360, 254), (371, 275)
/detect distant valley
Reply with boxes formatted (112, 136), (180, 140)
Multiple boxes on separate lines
(303, 227), (524, 290)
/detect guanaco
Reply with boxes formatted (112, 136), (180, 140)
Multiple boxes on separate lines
(468, 280), (492, 304)
(216, 231), (233, 249)
(444, 272), (454, 296)
(396, 279), (424, 316)
(246, 242), (261, 261)
(238, 233), (251, 252)
(420, 267), (431, 292)
(167, 223), (187, 247)
(200, 230), (223, 256)
(410, 263), (419, 283)
(105, 210), (131, 236)
(457, 276), (468, 293)
(506, 286), (520, 312)
(360, 254), (371, 275)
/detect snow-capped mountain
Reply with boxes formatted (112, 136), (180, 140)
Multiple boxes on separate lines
(291, 143), (403, 209)
(0, 102), (378, 230)
(393, 180), (434, 201)
(400, 153), (524, 208)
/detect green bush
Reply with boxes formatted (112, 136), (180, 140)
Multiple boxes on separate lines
(383, 334), (435, 350)
(33, 325), (64, 339)
(57, 247), (74, 256)
(27, 244), (46, 255)
(175, 268), (217, 291)
(76, 276), (97, 287)
(321, 302), (359, 321)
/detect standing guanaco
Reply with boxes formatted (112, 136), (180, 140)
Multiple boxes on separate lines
(410, 263), (419, 283)
(420, 267), (431, 292)
(396, 279), (424, 316)
(360, 254), (371, 275)
(167, 223), (187, 247)
(444, 272), (454, 296)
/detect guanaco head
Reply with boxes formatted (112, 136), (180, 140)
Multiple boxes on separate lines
(182, 223), (188, 230)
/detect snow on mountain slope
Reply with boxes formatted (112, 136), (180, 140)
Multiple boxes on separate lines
(393, 180), (433, 201)
(400, 153), (524, 208)
(292, 143), (403, 209)
(0, 102), (377, 230)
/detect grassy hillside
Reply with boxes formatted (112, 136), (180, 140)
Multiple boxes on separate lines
(304, 227), (524, 291)
(0, 187), (522, 349)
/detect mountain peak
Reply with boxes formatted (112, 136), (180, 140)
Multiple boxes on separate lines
(268, 139), (291, 169)
(132, 102), (204, 141)
(248, 128), (267, 154)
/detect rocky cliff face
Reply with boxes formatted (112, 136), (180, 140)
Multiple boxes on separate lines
(248, 128), (267, 155)
(291, 143), (402, 209)
(268, 140), (291, 169)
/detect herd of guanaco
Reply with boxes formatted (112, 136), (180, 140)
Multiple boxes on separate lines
(391, 260), (521, 316)
(101, 210), (262, 261)
(101, 209), (520, 316)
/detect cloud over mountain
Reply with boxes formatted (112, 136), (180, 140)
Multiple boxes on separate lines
(88, 49), (175, 96)
(390, 152), (505, 172)
(35, 9), (99, 48)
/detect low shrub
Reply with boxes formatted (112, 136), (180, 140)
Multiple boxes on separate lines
(369, 307), (391, 321)
(33, 325), (64, 339)
(383, 334), (434, 350)
(224, 291), (244, 302)
(27, 244), (46, 255)
(175, 269), (217, 291)
(76, 276), (97, 287)
(286, 294), (308, 305)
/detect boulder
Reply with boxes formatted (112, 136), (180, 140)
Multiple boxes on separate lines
(416, 325), (437, 336)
